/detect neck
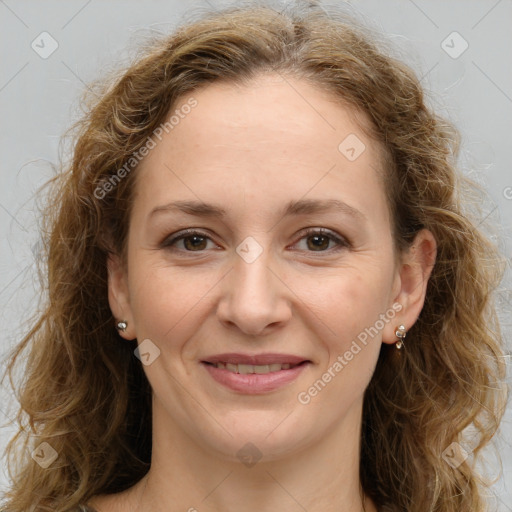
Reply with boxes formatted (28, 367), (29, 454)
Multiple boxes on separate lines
(129, 396), (376, 512)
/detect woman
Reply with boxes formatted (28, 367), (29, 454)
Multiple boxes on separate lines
(1, 2), (508, 511)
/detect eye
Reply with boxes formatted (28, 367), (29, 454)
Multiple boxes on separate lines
(292, 227), (350, 253)
(161, 227), (350, 254)
(161, 229), (218, 252)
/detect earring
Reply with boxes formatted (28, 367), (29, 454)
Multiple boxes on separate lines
(395, 324), (406, 349)
(116, 320), (128, 332)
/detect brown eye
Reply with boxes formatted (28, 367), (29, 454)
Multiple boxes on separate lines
(306, 233), (331, 251)
(294, 228), (349, 253)
(162, 230), (216, 252)
(182, 234), (208, 251)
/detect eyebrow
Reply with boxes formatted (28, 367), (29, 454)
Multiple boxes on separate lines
(149, 198), (367, 223)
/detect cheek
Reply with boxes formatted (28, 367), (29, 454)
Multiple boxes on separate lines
(296, 273), (387, 408)
(127, 258), (219, 345)
(300, 268), (389, 343)
(302, 267), (392, 392)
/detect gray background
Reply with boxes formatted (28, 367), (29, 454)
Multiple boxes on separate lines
(0, 0), (510, 509)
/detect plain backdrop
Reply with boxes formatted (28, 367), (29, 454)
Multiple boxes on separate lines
(0, 0), (510, 509)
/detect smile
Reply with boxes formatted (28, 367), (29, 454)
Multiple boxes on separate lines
(201, 359), (310, 394)
(206, 362), (302, 373)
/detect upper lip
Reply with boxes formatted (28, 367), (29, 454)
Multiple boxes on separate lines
(202, 353), (310, 365)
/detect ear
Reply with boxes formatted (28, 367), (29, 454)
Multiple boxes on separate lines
(107, 253), (136, 340)
(382, 229), (437, 344)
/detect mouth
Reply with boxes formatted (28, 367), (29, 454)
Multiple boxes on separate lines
(200, 353), (311, 394)
(202, 361), (308, 374)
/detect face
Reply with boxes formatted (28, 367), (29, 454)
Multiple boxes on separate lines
(108, 74), (430, 462)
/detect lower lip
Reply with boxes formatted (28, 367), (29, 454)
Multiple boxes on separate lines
(202, 362), (309, 394)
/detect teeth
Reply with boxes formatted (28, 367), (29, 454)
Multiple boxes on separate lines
(238, 364), (253, 374)
(212, 362), (297, 373)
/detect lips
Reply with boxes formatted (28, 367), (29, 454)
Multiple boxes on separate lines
(202, 353), (309, 366)
(208, 361), (300, 374)
(201, 353), (311, 394)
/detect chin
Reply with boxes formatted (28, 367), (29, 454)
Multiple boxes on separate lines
(193, 411), (318, 464)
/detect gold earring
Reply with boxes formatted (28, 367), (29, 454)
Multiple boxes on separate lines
(395, 324), (406, 349)
(116, 320), (128, 332)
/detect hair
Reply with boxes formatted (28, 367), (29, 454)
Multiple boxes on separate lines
(1, 1), (508, 511)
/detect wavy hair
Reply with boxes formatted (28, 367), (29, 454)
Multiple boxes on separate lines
(1, 1), (508, 511)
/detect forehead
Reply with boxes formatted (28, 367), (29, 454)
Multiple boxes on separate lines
(133, 74), (388, 222)
(160, 74), (381, 159)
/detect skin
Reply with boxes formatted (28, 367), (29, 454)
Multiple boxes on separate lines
(92, 74), (436, 512)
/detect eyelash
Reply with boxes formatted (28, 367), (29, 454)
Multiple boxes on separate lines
(161, 227), (350, 255)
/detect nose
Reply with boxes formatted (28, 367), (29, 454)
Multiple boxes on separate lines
(216, 248), (292, 337)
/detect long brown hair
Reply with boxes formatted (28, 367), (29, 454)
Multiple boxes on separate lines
(1, 2), (508, 511)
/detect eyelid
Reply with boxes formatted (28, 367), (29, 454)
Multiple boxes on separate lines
(292, 227), (351, 250)
(160, 227), (350, 253)
(160, 228), (218, 249)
